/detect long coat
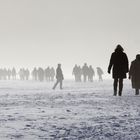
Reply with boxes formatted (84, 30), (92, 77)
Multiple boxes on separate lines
(129, 59), (140, 89)
(56, 67), (64, 81)
(108, 51), (129, 78)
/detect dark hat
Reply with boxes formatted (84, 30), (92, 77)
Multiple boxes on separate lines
(136, 54), (140, 60)
(115, 44), (124, 52)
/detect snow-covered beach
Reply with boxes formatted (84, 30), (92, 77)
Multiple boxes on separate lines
(0, 80), (140, 140)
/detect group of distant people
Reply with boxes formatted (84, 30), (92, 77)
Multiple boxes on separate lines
(0, 67), (55, 82)
(19, 68), (30, 80)
(72, 64), (104, 82)
(31, 67), (55, 82)
(0, 65), (104, 84)
(108, 44), (140, 96)
(0, 68), (16, 80)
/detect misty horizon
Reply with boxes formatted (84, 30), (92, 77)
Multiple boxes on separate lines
(0, 0), (140, 78)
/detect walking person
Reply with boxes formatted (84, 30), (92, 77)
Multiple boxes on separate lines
(53, 64), (64, 90)
(50, 67), (55, 81)
(96, 67), (104, 82)
(129, 54), (140, 95)
(32, 67), (37, 80)
(88, 65), (95, 82)
(12, 67), (16, 80)
(82, 63), (89, 82)
(108, 44), (129, 96)
(72, 64), (79, 82)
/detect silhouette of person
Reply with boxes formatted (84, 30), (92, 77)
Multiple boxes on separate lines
(0, 69), (2, 80)
(96, 67), (104, 81)
(72, 64), (79, 82)
(32, 67), (38, 80)
(52, 64), (64, 90)
(19, 68), (24, 80)
(38, 67), (44, 82)
(12, 67), (16, 80)
(88, 65), (95, 82)
(50, 67), (55, 81)
(108, 44), (129, 96)
(45, 67), (51, 81)
(129, 54), (140, 95)
(77, 66), (82, 82)
(3, 68), (7, 80)
(25, 68), (30, 80)
(82, 63), (89, 82)
(7, 69), (12, 80)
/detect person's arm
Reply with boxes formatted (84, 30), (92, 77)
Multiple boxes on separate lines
(129, 62), (133, 79)
(72, 68), (74, 75)
(108, 53), (114, 74)
(125, 54), (129, 73)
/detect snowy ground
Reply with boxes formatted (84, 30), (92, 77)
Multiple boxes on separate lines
(0, 79), (140, 140)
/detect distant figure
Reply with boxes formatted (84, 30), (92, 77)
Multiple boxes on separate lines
(0, 69), (2, 80)
(25, 68), (30, 80)
(72, 64), (79, 82)
(38, 67), (44, 82)
(45, 67), (51, 81)
(108, 44), (129, 96)
(53, 64), (64, 90)
(3, 68), (7, 80)
(12, 67), (16, 80)
(82, 63), (89, 82)
(19, 68), (25, 80)
(88, 65), (95, 82)
(32, 67), (38, 80)
(7, 69), (12, 80)
(129, 54), (140, 95)
(77, 66), (82, 82)
(50, 67), (55, 81)
(96, 67), (104, 81)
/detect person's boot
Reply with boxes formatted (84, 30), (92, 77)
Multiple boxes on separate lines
(135, 89), (139, 95)
(118, 91), (122, 96)
(114, 90), (117, 96)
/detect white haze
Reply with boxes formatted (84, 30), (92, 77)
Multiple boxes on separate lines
(0, 0), (140, 78)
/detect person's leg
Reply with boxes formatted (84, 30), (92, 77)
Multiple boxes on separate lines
(135, 89), (139, 95)
(100, 75), (103, 81)
(74, 75), (76, 82)
(113, 78), (118, 96)
(52, 80), (59, 89)
(84, 75), (86, 82)
(99, 75), (102, 81)
(99, 75), (101, 82)
(91, 76), (93, 82)
(60, 80), (63, 89)
(79, 76), (81, 82)
(88, 76), (90, 82)
(119, 78), (123, 96)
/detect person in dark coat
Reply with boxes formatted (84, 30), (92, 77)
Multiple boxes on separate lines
(52, 64), (64, 90)
(129, 54), (140, 95)
(108, 44), (129, 96)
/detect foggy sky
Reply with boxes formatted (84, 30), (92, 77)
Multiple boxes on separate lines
(0, 0), (140, 78)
